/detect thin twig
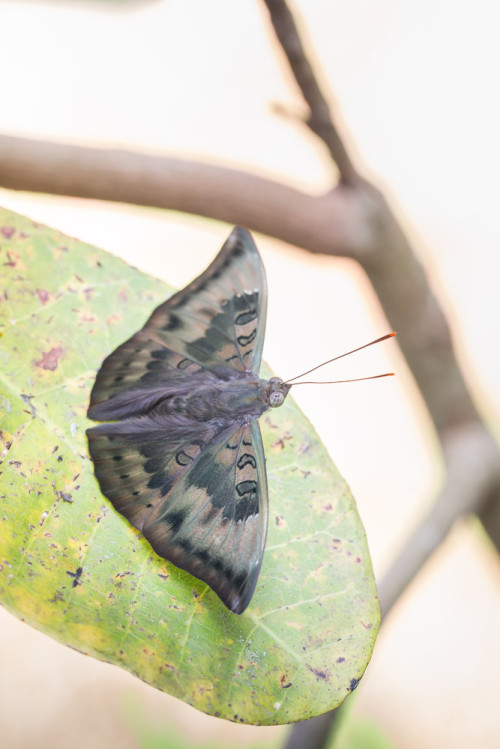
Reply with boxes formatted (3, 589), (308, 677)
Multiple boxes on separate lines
(262, 0), (359, 185)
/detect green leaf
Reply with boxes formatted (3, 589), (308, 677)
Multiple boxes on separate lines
(0, 207), (380, 725)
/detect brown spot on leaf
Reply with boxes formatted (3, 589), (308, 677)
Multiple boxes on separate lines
(308, 665), (329, 681)
(36, 346), (64, 371)
(271, 431), (293, 451)
(106, 313), (123, 326)
(1, 226), (15, 239)
(275, 514), (287, 529)
(20, 393), (36, 418)
(66, 566), (83, 587)
(3, 251), (17, 267)
(36, 289), (50, 304)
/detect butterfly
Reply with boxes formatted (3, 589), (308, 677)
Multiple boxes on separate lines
(87, 228), (290, 614)
(87, 227), (394, 615)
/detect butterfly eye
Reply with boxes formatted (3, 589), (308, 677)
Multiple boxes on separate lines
(269, 390), (285, 408)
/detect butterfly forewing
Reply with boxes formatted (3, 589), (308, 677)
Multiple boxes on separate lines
(89, 228), (267, 416)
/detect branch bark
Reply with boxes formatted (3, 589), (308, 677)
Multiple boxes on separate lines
(262, 0), (359, 184)
(0, 135), (362, 256)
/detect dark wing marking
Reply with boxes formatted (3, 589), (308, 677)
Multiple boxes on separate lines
(89, 227), (267, 416)
(87, 417), (268, 614)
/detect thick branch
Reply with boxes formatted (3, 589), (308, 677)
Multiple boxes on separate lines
(263, 0), (359, 184)
(0, 134), (360, 256)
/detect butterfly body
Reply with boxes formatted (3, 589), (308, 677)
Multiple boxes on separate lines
(87, 228), (290, 614)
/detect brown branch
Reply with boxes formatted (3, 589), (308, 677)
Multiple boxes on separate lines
(262, 0), (359, 184)
(0, 134), (360, 256)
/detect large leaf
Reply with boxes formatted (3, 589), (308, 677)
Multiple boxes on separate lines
(0, 208), (380, 725)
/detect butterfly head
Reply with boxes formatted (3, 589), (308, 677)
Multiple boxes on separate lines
(267, 377), (291, 409)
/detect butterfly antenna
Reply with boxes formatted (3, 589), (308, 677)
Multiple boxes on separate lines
(290, 373), (394, 386)
(284, 332), (396, 384)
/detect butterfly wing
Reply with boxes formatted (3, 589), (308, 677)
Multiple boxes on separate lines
(87, 416), (268, 614)
(88, 226), (267, 419)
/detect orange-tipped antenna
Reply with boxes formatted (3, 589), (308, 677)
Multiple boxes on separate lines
(285, 332), (396, 384)
(291, 373), (394, 386)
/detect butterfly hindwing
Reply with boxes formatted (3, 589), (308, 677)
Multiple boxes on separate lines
(87, 416), (268, 614)
(89, 227), (267, 418)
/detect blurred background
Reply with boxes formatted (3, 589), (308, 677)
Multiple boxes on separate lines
(0, 1), (499, 747)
